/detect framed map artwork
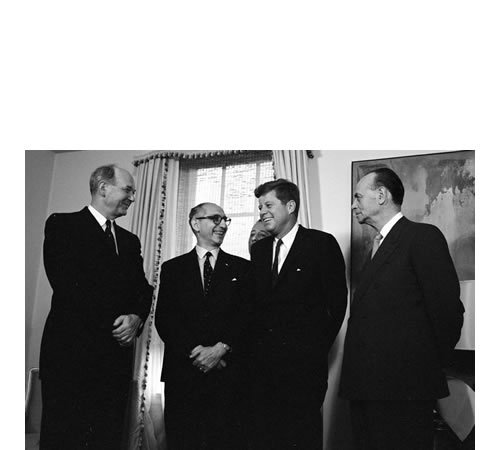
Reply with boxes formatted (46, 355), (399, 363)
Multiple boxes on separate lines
(350, 151), (475, 349)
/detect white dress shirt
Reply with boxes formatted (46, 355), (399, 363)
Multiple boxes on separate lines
(195, 245), (220, 288)
(273, 222), (300, 273)
(378, 211), (404, 245)
(88, 205), (118, 254)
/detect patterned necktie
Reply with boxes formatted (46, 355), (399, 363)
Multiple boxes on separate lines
(105, 220), (117, 254)
(371, 233), (383, 259)
(271, 239), (283, 286)
(203, 252), (213, 295)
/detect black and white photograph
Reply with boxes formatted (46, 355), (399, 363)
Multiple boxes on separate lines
(12, 1), (497, 449)
(26, 149), (475, 449)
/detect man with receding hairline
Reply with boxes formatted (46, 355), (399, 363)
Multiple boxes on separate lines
(39, 164), (153, 449)
(339, 167), (464, 450)
(155, 202), (254, 450)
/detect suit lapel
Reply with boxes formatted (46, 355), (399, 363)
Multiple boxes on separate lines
(114, 223), (128, 256)
(255, 237), (274, 288)
(353, 217), (408, 303)
(82, 207), (120, 259)
(209, 249), (231, 291)
(187, 248), (205, 295)
(81, 207), (104, 234)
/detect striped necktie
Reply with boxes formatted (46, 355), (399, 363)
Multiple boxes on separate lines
(105, 220), (117, 254)
(203, 252), (213, 295)
(371, 233), (383, 259)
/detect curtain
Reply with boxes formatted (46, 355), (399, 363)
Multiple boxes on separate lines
(272, 150), (312, 227)
(126, 155), (170, 450)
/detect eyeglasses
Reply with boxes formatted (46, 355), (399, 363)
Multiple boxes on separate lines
(196, 215), (232, 226)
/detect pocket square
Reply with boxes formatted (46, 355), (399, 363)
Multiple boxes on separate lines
(231, 278), (238, 281)
(296, 268), (302, 272)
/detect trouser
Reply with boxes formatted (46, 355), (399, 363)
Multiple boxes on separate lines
(349, 399), (435, 450)
(40, 376), (129, 450)
(164, 373), (248, 450)
(250, 357), (327, 450)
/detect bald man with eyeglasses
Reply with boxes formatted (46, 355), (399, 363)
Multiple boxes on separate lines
(155, 202), (254, 450)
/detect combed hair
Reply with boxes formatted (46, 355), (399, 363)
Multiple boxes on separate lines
(89, 165), (117, 195)
(254, 178), (300, 216)
(188, 203), (209, 232)
(367, 167), (405, 206)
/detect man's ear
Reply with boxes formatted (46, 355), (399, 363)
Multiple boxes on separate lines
(287, 200), (297, 215)
(191, 218), (200, 233)
(377, 186), (389, 205)
(97, 180), (108, 197)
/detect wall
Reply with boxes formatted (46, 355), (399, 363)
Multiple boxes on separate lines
(25, 151), (55, 373)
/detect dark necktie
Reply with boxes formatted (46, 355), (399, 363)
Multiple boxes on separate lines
(105, 220), (117, 254)
(371, 233), (383, 259)
(203, 252), (213, 295)
(271, 239), (283, 286)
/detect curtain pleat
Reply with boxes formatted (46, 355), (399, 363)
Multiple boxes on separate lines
(127, 157), (169, 450)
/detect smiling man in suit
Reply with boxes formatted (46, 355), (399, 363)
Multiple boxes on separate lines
(155, 202), (254, 450)
(39, 164), (153, 450)
(339, 167), (465, 450)
(250, 178), (348, 450)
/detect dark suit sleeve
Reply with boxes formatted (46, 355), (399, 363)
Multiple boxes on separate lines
(43, 214), (86, 317)
(411, 225), (464, 367)
(155, 260), (199, 358)
(43, 213), (112, 344)
(218, 260), (255, 356)
(127, 234), (154, 325)
(321, 234), (348, 348)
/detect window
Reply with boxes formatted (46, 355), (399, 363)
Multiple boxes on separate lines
(175, 151), (274, 258)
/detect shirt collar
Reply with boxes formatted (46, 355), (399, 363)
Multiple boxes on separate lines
(88, 205), (110, 229)
(195, 245), (221, 261)
(276, 222), (300, 248)
(379, 211), (403, 240)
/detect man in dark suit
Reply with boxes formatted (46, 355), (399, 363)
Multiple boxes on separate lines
(39, 165), (153, 450)
(339, 167), (465, 450)
(250, 178), (348, 450)
(155, 202), (254, 450)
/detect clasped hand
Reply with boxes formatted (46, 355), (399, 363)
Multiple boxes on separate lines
(190, 344), (227, 373)
(112, 314), (142, 347)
